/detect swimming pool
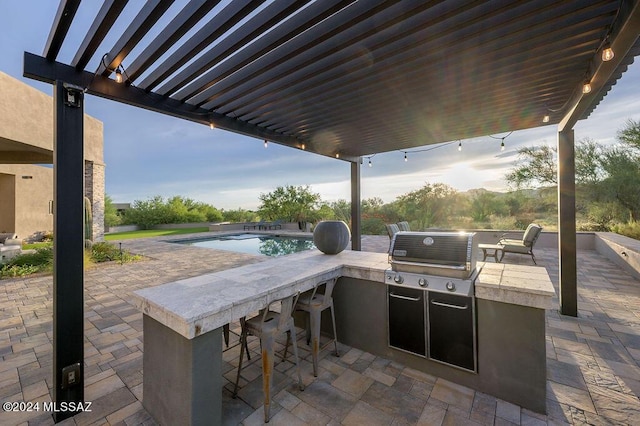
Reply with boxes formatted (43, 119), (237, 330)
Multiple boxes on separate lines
(176, 233), (315, 257)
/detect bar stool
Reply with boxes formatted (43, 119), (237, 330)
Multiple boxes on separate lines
(233, 293), (303, 423)
(223, 323), (250, 360)
(296, 278), (339, 377)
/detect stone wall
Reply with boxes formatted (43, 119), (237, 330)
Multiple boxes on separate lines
(84, 161), (105, 241)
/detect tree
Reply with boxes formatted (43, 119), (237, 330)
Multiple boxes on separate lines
(258, 185), (321, 224)
(395, 183), (458, 229)
(104, 194), (121, 227)
(505, 145), (557, 189)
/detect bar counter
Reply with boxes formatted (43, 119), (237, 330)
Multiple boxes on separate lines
(132, 249), (555, 425)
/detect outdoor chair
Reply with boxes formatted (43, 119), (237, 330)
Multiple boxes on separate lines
(397, 221), (411, 231)
(296, 278), (339, 377)
(386, 223), (400, 239)
(497, 223), (543, 265)
(233, 293), (304, 423)
(268, 219), (283, 230)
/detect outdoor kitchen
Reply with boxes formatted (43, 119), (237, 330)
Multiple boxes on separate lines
(132, 230), (555, 425)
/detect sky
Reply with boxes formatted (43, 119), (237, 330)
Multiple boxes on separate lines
(1, 1), (640, 210)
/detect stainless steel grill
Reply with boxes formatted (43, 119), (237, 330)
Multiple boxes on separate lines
(389, 231), (477, 280)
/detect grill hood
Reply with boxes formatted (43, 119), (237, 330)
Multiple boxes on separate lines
(389, 232), (477, 278)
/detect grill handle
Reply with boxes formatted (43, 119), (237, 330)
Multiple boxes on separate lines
(389, 292), (422, 302)
(390, 259), (468, 271)
(431, 300), (469, 310)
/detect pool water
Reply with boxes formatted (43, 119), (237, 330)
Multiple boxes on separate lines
(177, 234), (315, 257)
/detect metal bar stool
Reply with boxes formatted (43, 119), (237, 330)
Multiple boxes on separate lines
(233, 292), (304, 423)
(296, 278), (339, 377)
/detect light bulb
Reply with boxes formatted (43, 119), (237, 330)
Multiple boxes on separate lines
(458, 142), (462, 151)
(300, 143), (305, 150)
(209, 122), (215, 130)
(368, 159), (372, 167)
(602, 46), (614, 62)
(335, 153), (340, 159)
(543, 115), (550, 123)
(582, 81), (592, 94)
(115, 69), (123, 83)
(404, 153), (408, 162)
(264, 140), (268, 148)
(500, 141), (505, 151)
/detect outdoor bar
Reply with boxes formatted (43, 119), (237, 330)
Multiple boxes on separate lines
(132, 249), (554, 425)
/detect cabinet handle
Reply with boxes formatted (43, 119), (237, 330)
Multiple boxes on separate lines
(389, 292), (421, 302)
(431, 300), (468, 310)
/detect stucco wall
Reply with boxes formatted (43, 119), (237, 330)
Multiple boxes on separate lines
(0, 72), (103, 163)
(0, 164), (53, 239)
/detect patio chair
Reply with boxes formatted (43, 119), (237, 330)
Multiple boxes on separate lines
(233, 292), (304, 423)
(498, 223), (543, 265)
(397, 221), (411, 231)
(385, 223), (400, 238)
(296, 278), (339, 377)
(268, 219), (283, 230)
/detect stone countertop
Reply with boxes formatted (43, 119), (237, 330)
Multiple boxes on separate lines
(132, 250), (555, 339)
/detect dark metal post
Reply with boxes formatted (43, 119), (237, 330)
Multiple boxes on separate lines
(558, 129), (577, 316)
(350, 160), (361, 251)
(53, 81), (85, 421)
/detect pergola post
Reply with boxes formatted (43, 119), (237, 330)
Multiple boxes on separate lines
(351, 160), (361, 251)
(557, 129), (578, 317)
(52, 81), (85, 421)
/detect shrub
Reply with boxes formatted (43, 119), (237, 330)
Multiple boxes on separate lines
(91, 242), (140, 263)
(611, 221), (640, 240)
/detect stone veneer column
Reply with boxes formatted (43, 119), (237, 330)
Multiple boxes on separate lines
(84, 160), (105, 241)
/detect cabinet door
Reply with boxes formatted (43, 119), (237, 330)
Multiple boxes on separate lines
(387, 285), (426, 356)
(428, 292), (476, 372)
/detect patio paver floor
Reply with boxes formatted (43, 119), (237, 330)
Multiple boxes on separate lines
(0, 232), (639, 425)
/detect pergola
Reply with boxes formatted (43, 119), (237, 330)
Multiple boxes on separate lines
(23, 0), (640, 421)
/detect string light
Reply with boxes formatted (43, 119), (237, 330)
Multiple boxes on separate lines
(542, 114), (550, 123)
(335, 153), (340, 159)
(602, 43), (614, 62)
(489, 131), (513, 152)
(582, 80), (592, 94)
(368, 158), (372, 167)
(209, 122), (215, 130)
(264, 140), (268, 148)
(458, 141), (462, 151)
(115, 67), (123, 83)
(300, 143), (305, 150)
(404, 152), (408, 162)
(501, 140), (505, 151)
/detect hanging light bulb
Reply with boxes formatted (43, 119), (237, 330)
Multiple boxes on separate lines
(458, 141), (462, 151)
(264, 140), (268, 148)
(500, 140), (505, 151)
(582, 80), (592, 94)
(300, 143), (305, 150)
(602, 43), (614, 62)
(404, 152), (408, 162)
(335, 153), (340, 159)
(542, 114), (550, 123)
(209, 122), (215, 130)
(368, 158), (372, 167)
(115, 67), (123, 83)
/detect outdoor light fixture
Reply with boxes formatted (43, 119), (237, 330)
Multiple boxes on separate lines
(602, 43), (615, 62)
(500, 140), (505, 151)
(264, 140), (268, 148)
(404, 152), (408, 162)
(368, 158), (372, 167)
(458, 141), (462, 151)
(335, 153), (340, 158)
(582, 80), (592, 94)
(300, 143), (305, 150)
(209, 122), (215, 130)
(115, 67), (123, 83)
(543, 114), (550, 123)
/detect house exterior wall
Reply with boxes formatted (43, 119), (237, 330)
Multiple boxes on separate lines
(0, 72), (105, 241)
(0, 164), (53, 239)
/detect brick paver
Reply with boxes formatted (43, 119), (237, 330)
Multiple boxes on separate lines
(0, 232), (638, 425)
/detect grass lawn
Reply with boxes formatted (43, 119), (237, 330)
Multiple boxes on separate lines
(104, 227), (210, 240)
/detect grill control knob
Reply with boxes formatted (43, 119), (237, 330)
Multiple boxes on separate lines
(393, 274), (404, 284)
(446, 281), (456, 292)
(418, 278), (428, 287)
